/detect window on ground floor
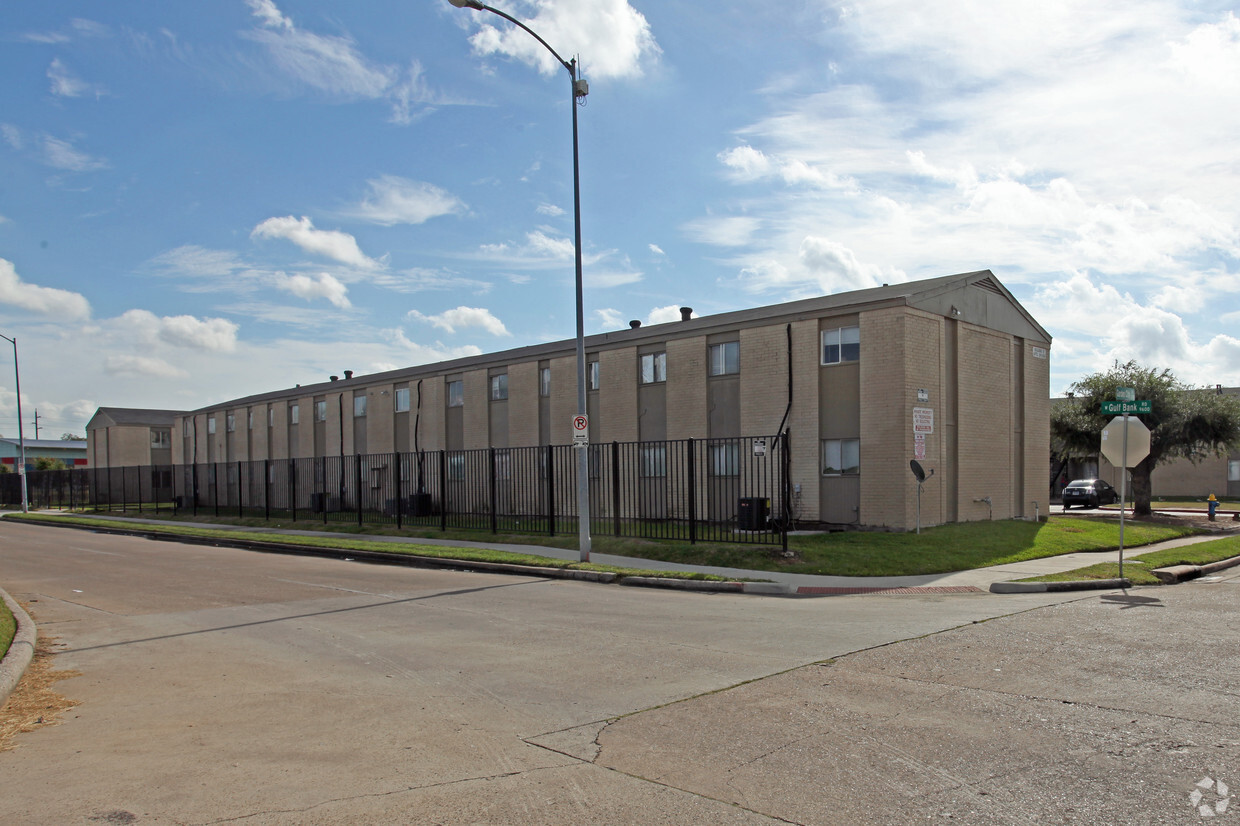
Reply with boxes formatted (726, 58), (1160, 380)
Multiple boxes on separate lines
(822, 438), (860, 475)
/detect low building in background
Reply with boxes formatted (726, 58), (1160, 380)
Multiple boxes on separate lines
(1054, 387), (1240, 502)
(86, 407), (184, 469)
(163, 270), (1050, 531)
(1, 437), (88, 471)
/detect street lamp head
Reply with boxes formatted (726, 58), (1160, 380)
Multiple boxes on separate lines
(447, 0), (486, 9)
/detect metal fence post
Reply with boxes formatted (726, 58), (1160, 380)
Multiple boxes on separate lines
(545, 444), (555, 537)
(488, 447), (498, 534)
(687, 438), (697, 545)
(356, 454), (364, 527)
(439, 450), (448, 532)
(611, 441), (621, 538)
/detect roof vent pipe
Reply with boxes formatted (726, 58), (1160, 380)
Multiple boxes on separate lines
(330, 375), (339, 382)
(680, 307), (693, 321)
(344, 370), (354, 380)
(629, 320), (641, 329)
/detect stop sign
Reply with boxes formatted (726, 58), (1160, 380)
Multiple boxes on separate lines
(1100, 416), (1151, 468)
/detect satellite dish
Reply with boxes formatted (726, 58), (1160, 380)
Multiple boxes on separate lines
(910, 460), (926, 483)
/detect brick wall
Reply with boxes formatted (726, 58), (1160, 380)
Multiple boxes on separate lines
(1023, 341), (1051, 517)
(666, 336), (708, 440)
(508, 361), (540, 447)
(859, 307), (909, 528)
(599, 347), (638, 443)
(957, 325), (1013, 521)
(788, 320), (822, 522)
(463, 369), (489, 450)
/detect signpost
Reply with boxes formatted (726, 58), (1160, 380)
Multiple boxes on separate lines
(1099, 397), (1152, 579)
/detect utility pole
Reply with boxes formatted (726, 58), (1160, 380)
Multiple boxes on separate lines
(31, 408), (40, 439)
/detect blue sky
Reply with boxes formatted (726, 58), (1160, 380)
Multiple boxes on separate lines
(2, 0), (1238, 437)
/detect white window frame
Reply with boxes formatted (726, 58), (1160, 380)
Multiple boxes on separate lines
(640, 352), (667, 384)
(289, 404), (300, 425)
(588, 361), (600, 391)
(490, 374), (508, 401)
(394, 387), (411, 413)
(314, 400), (327, 422)
(1230, 459), (1240, 482)
(354, 394), (367, 417)
(539, 367), (551, 398)
(822, 438), (860, 475)
(708, 341), (739, 376)
(226, 413), (236, 433)
(822, 326), (860, 365)
(207, 416), (216, 435)
(447, 380), (464, 408)
(151, 429), (171, 449)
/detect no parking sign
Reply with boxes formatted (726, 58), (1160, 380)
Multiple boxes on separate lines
(572, 414), (589, 446)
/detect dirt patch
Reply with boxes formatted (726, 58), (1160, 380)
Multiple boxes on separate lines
(0, 617), (80, 752)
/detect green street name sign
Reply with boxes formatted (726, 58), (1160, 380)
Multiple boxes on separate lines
(1101, 400), (1151, 414)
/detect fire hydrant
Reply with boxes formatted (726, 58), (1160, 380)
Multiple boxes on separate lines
(1207, 493), (1219, 521)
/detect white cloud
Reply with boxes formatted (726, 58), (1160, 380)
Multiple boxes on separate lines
(42, 135), (107, 171)
(595, 308), (624, 329)
(537, 203), (565, 217)
(1, 125), (21, 150)
(648, 244), (665, 256)
(586, 269), (642, 289)
(117, 309), (239, 352)
(48, 59), (90, 97)
(0, 258), (91, 319)
(243, 0), (434, 123)
(408, 306), (510, 336)
(104, 354), (188, 379)
(462, 0), (661, 79)
(273, 272), (351, 308)
(348, 176), (465, 226)
(251, 216), (382, 269)
(648, 304), (692, 324)
(382, 328), (484, 362)
(681, 215), (761, 247)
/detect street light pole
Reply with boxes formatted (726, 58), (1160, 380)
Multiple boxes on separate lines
(447, 0), (592, 560)
(0, 331), (28, 513)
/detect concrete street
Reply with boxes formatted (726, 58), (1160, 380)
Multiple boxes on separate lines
(1, 519), (1236, 824)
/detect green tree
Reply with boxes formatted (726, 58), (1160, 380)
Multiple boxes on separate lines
(33, 457), (68, 471)
(1052, 361), (1240, 515)
(60, 433), (86, 441)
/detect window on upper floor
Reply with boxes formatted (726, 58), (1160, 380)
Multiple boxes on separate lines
(226, 414), (236, 432)
(822, 326), (860, 365)
(354, 394), (367, 417)
(290, 404), (300, 425)
(395, 387), (410, 413)
(822, 438), (860, 475)
(151, 429), (171, 449)
(588, 361), (600, 391)
(268, 407), (275, 428)
(447, 380), (464, 408)
(315, 400), (327, 422)
(640, 352), (666, 384)
(709, 341), (739, 376)
(207, 416), (216, 435)
(539, 367), (551, 397)
(490, 374), (508, 401)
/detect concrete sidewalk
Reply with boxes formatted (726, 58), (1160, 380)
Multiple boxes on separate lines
(9, 510), (1234, 595)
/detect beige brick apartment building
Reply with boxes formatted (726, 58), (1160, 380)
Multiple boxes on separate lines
(165, 270), (1051, 531)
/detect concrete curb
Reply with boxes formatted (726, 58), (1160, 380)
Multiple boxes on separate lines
(990, 578), (1131, 594)
(8, 516), (793, 594)
(1150, 553), (1240, 583)
(0, 588), (37, 710)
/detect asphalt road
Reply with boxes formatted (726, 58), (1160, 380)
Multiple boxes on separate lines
(1, 519), (1236, 824)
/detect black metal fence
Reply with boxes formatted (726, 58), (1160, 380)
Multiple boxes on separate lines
(1, 434), (789, 547)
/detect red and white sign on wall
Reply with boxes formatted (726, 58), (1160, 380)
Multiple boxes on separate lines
(914, 433), (926, 459)
(912, 407), (934, 434)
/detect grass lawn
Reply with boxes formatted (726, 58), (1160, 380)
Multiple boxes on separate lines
(0, 597), (14, 661)
(7, 512), (1204, 579)
(1146, 496), (1239, 510)
(1022, 534), (1240, 586)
